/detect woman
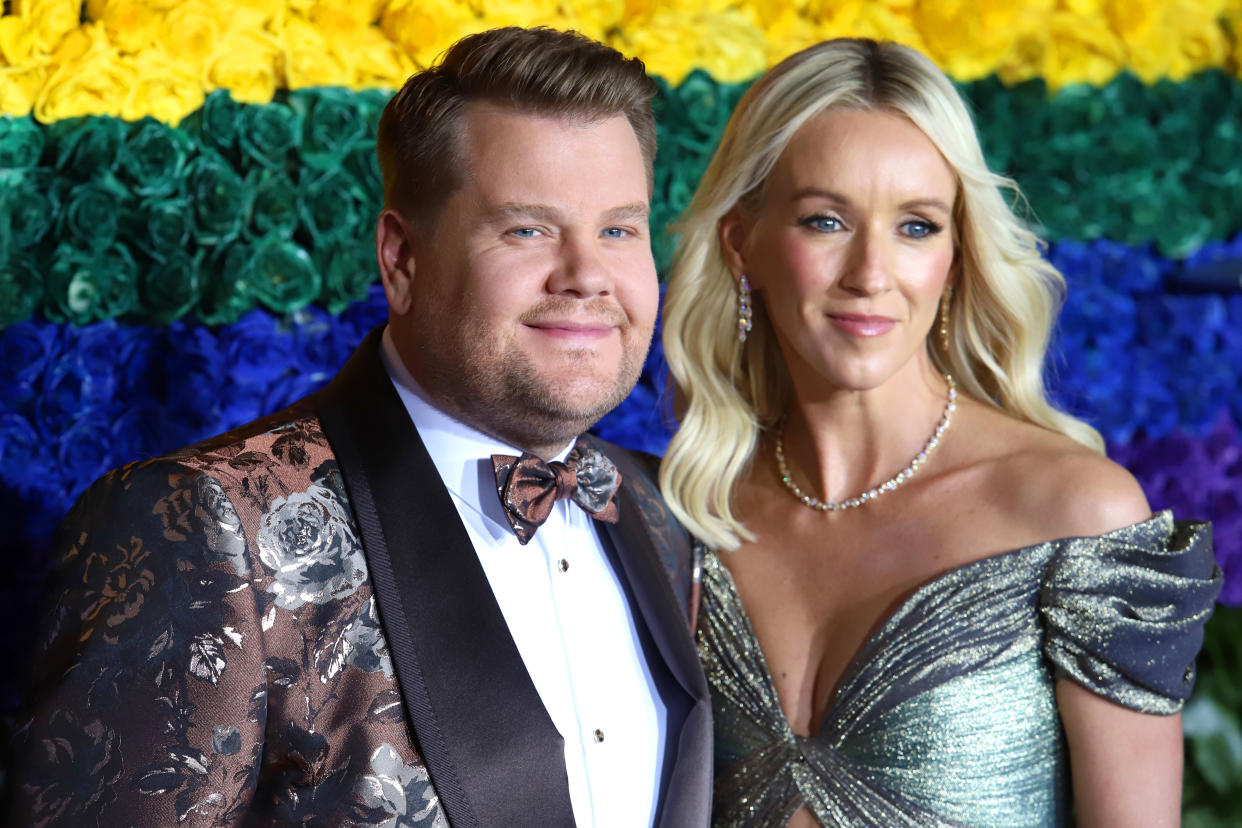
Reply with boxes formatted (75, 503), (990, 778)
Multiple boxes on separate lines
(660, 39), (1220, 827)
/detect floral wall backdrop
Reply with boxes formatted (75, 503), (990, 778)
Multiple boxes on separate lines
(1, 0), (1241, 819)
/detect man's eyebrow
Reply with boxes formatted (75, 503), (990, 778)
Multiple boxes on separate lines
(601, 202), (650, 223)
(491, 203), (561, 222)
(488, 202), (650, 223)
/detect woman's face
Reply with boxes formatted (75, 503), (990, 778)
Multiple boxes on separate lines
(722, 107), (958, 395)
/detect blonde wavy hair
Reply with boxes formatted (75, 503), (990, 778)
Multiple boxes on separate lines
(659, 38), (1103, 551)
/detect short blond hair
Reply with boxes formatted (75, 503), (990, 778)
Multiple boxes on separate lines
(660, 38), (1103, 551)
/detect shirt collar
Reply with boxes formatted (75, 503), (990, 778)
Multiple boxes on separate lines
(379, 326), (575, 513)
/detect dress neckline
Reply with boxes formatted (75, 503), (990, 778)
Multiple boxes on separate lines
(701, 510), (1169, 740)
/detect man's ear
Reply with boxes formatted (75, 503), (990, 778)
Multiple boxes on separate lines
(377, 208), (417, 315)
(718, 208), (752, 285)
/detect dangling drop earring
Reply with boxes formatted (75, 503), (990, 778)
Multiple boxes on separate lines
(939, 287), (953, 352)
(737, 275), (753, 344)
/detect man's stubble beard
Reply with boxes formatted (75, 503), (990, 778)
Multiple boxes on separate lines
(422, 317), (652, 457)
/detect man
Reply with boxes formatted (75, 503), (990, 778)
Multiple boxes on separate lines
(9, 28), (710, 827)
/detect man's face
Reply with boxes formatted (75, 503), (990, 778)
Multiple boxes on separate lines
(387, 102), (659, 455)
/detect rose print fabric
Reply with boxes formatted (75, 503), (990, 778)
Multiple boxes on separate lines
(10, 405), (448, 827)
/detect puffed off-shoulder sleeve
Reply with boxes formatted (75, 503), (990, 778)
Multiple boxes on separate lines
(1039, 511), (1221, 714)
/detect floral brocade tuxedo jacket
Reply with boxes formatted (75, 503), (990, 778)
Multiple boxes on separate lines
(10, 327), (712, 828)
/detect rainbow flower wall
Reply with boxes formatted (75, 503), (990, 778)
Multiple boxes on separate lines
(2, 0), (1241, 817)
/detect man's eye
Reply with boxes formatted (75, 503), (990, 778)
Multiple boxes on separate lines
(602, 227), (629, 239)
(511, 227), (541, 238)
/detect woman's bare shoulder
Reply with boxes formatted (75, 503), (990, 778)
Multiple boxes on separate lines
(954, 403), (1152, 542)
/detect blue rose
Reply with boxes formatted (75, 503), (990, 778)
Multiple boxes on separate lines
(0, 321), (59, 406)
(164, 323), (226, 434)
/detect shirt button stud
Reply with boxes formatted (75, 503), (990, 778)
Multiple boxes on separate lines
(557, 559), (569, 572)
(593, 729), (605, 743)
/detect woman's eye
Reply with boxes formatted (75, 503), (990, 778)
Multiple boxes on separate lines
(800, 215), (842, 233)
(902, 220), (941, 239)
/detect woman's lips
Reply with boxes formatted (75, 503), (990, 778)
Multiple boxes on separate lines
(827, 313), (897, 337)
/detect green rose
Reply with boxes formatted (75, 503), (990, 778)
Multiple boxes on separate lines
(119, 118), (195, 198)
(249, 169), (300, 236)
(244, 237), (321, 314)
(354, 88), (391, 129)
(314, 236), (376, 313)
(1097, 116), (1158, 177)
(1150, 178), (1212, 260)
(0, 116), (45, 169)
(50, 116), (127, 179)
(140, 197), (194, 259)
(186, 150), (250, 246)
(1, 169), (59, 249)
(1202, 119), (1239, 178)
(57, 174), (130, 251)
(299, 168), (366, 244)
(183, 90), (244, 162)
(340, 144), (383, 215)
(199, 246), (257, 325)
(237, 103), (302, 171)
(0, 249), (42, 328)
(289, 87), (371, 172)
(649, 201), (681, 277)
(961, 76), (1015, 172)
(139, 248), (202, 323)
(44, 241), (138, 325)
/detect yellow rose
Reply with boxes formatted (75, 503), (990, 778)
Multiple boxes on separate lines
(625, 0), (734, 19)
(1169, 6), (1229, 79)
(157, 2), (224, 70)
(466, 0), (562, 29)
(913, 0), (1054, 81)
(382, 0), (487, 68)
(762, 7), (823, 66)
(340, 25), (416, 88)
(9, 0), (81, 57)
(0, 63), (48, 116)
(612, 8), (767, 84)
(996, 10), (1124, 87)
(281, 13), (349, 88)
(85, 0), (161, 54)
(122, 49), (205, 123)
(34, 34), (137, 120)
(202, 28), (282, 104)
(307, 0), (378, 39)
(561, 0), (627, 43)
(0, 15), (38, 65)
(815, 2), (928, 53)
(743, 0), (808, 29)
(221, 0), (286, 33)
(1105, 0), (1228, 81)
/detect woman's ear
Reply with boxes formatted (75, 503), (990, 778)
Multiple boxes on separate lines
(376, 208), (416, 314)
(718, 208), (752, 283)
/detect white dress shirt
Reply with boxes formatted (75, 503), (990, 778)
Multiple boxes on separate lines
(380, 329), (667, 828)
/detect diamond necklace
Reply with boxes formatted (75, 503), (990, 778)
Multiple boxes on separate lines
(774, 375), (957, 512)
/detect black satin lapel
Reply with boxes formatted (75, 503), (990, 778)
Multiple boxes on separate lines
(594, 470), (713, 828)
(598, 491), (703, 698)
(314, 327), (575, 828)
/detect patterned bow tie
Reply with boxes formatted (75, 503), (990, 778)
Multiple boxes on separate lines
(491, 438), (622, 545)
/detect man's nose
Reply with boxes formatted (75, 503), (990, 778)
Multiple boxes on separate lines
(546, 233), (613, 298)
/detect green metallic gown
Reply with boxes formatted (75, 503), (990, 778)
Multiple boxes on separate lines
(697, 511), (1221, 827)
